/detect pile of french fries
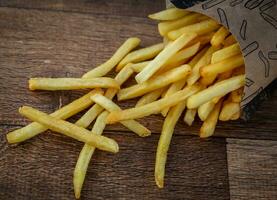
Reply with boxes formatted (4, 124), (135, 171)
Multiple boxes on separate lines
(6, 7), (245, 198)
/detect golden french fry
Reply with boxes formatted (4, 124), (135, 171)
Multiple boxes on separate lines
(230, 87), (244, 103)
(116, 43), (164, 72)
(107, 84), (201, 123)
(6, 89), (102, 144)
(199, 75), (217, 86)
(200, 54), (244, 78)
(155, 101), (186, 188)
(183, 108), (197, 126)
(211, 43), (241, 64)
(187, 75), (245, 109)
(91, 94), (151, 137)
(187, 32), (215, 47)
(19, 106), (119, 153)
(200, 100), (222, 138)
(135, 33), (197, 84)
(167, 19), (220, 40)
(148, 8), (190, 21)
(223, 35), (237, 47)
(158, 13), (201, 36)
(219, 101), (240, 121)
(29, 78), (120, 91)
(136, 88), (165, 107)
(230, 111), (240, 120)
(75, 65), (134, 128)
(187, 45), (220, 86)
(74, 111), (109, 199)
(130, 61), (151, 73)
(198, 101), (216, 121)
(118, 65), (191, 101)
(82, 37), (140, 78)
(210, 26), (229, 47)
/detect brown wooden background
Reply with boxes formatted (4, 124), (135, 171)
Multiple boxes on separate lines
(0, 1), (276, 199)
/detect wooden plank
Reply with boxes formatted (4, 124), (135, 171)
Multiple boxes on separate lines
(0, 125), (229, 200)
(227, 138), (277, 200)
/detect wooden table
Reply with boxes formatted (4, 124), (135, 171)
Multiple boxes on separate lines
(0, 1), (276, 199)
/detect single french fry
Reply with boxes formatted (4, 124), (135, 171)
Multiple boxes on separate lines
(118, 65), (191, 101)
(148, 8), (190, 21)
(230, 87), (244, 103)
(199, 75), (217, 86)
(6, 89), (102, 144)
(187, 32), (215, 47)
(210, 26), (229, 47)
(167, 19), (220, 40)
(187, 45), (220, 86)
(130, 61), (151, 73)
(29, 78), (119, 91)
(19, 106), (119, 153)
(75, 65), (134, 128)
(91, 94), (151, 137)
(223, 35), (237, 47)
(155, 101), (186, 188)
(82, 37), (140, 78)
(135, 33), (197, 84)
(74, 111), (109, 199)
(136, 88), (165, 107)
(230, 111), (240, 120)
(116, 43), (164, 71)
(200, 54), (244, 78)
(211, 43), (241, 64)
(184, 108), (197, 126)
(107, 84), (201, 123)
(198, 101), (216, 121)
(158, 13), (201, 36)
(219, 101), (240, 121)
(200, 100), (222, 138)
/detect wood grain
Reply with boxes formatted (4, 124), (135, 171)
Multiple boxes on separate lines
(227, 139), (277, 200)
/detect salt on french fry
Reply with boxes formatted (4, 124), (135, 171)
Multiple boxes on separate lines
(211, 43), (241, 64)
(148, 8), (190, 21)
(183, 108), (197, 126)
(136, 88), (165, 107)
(82, 37), (140, 78)
(210, 26), (229, 47)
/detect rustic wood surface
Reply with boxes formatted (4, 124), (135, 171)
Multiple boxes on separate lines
(0, 0), (276, 199)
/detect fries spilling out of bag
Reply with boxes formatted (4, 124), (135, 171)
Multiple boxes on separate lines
(6, 8), (245, 198)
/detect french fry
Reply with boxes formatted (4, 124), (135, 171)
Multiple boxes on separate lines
(230, 87), (244, 103)
(130, 61), (151, 73)
(158, 13), (201, 36)
(75, 65), (134, 128)
(6, 89), (102, 144)
(148, 8), (190, 21)
(230, 111), (240, 120)
(187, 32), (215, 47)
(82, 37), (140, 78)
(116, 43), (164, 71)
(155, 101), (186, 188)
(187, 45), (220, 86)
(183, 108), (197, 126)
(29, 78), (120, 91)
(91, 94), (151, 137)
(198, 101), (216, 121)
(223, 35), (237, 47)
(219, 101), (240, 121)
(135, 33), (197, 84)
(211, 43), (241, 64)
(187, 75), (245, 109)
(199, 75), (217, 86)
(210, 26), (229, 47)
(118, 65), (191, 101)
(19, 106), (119, 153)
(200, 100), (222, 138)
(167, 19), (220, 40)
(74, 111), (109, 199)
(136, 88), (165, 107)
(201, 54), (244, 78)
(107, 84), (201, 123)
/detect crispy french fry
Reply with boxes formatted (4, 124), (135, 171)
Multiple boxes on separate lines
(230, 111), (240, 120)
(187, 32), (215, 47)
(135, 33), (197, 84)
(82, 37), (140, 78)
(198, 101), (216, 121)
(74, 111), (109, 199)
(19, 106), (119, 153)
(199, 75), (217, 86)
(6, 89), (102, 144)
(148, 8), (190, 21)
(155, 101), (186, 188)
(200, 100), (222, 138)
(187, 75), (245, 109)
(184, 108), (197, 126)
(219, 101), (240, 121)
(187, 45), (220, 86)
(211, 43), (241, 64)
(118, 65), (191, 101)
(136, 88), (165, 107)
(107, 84), (201, 123)
(29, 78), (119, 91)
(75, 65), (134, 128)
(91, 94), (151, 137)
(158, 13), (201, 36)
(116, 43), (164, 71)
(210, 26), (229, 47)
(167, 19), (220, 40)
(223, 35), (237, 47)
(230, 87), (244, 103)
(200, 54), (244, 78)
